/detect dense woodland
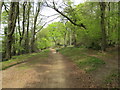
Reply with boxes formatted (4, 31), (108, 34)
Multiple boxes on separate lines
(0, 1), (119, 61)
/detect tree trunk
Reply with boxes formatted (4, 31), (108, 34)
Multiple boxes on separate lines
(6, 2), (18, 59)
(19, 2), (26, 45)
(31, 2), (41, 52)
(25, 2), (31, 53)
(99, 2), (107, 51)
(19, 2), (26, 54)
(69, 30), (72, 46)
(17, 3), (21, 55)
(64, 32), (67, 47)
(107, 2), (112, 46)
(118, 1), (120, 45)
(72, 29), (77, 46)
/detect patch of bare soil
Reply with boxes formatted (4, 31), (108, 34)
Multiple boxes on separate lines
(2, 48), (118, 88)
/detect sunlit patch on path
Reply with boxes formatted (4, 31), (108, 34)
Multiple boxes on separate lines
(50, 48), (57, 54)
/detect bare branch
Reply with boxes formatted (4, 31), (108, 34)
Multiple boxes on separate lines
(36, 16), (60, 34)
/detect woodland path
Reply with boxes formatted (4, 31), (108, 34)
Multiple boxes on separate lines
(2, 49), (95, 88)
(2, 49), (117, 88)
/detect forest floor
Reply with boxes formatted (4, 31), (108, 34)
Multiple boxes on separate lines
(2, 48), (119, 88)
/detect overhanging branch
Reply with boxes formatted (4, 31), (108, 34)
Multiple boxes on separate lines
(44, 0), (86, 29)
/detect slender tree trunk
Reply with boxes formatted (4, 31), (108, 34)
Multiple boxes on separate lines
(72, 29), (77, 46)
(19, 2), (26, 54)
(107, 2), (111, 46)
(6, 2), (18, 59)
(29, 2), (34, 53)
(31, 2), (41, 52)
(19, 2), (26, 45)
(69, 30), (72, 46)
(99, 2), (107, 51)
(107, 2), (110, 35)
(17, 3), (21, 55)
(64, 32), (67, 47)
(25, 2), (31, 53)
(118, 1), (120, 45)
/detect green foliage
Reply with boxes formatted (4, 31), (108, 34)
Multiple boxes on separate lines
(74, 3), (102, 49)
(37, 28), (52, 49)
(37, 22), (66, 49)
(47, 22), (66, 43)
(63, 2), (118, 49)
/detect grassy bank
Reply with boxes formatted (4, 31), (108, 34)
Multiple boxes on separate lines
(1, 49), (50, 70)
(59, 47), (118, 87)
(59, 47), (105, 72)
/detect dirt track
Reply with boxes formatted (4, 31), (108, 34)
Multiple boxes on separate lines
(2, 49), (96, 88)
(2, 49), (118, 88)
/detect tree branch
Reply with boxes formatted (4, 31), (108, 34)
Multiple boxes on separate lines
(44, 1), (86, 29)
(35, 16), (60, 34)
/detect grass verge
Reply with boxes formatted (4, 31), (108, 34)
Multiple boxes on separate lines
(75, 56), (105, 72)
(1, 49), (50, 70)
(59, 47), (105, 72)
